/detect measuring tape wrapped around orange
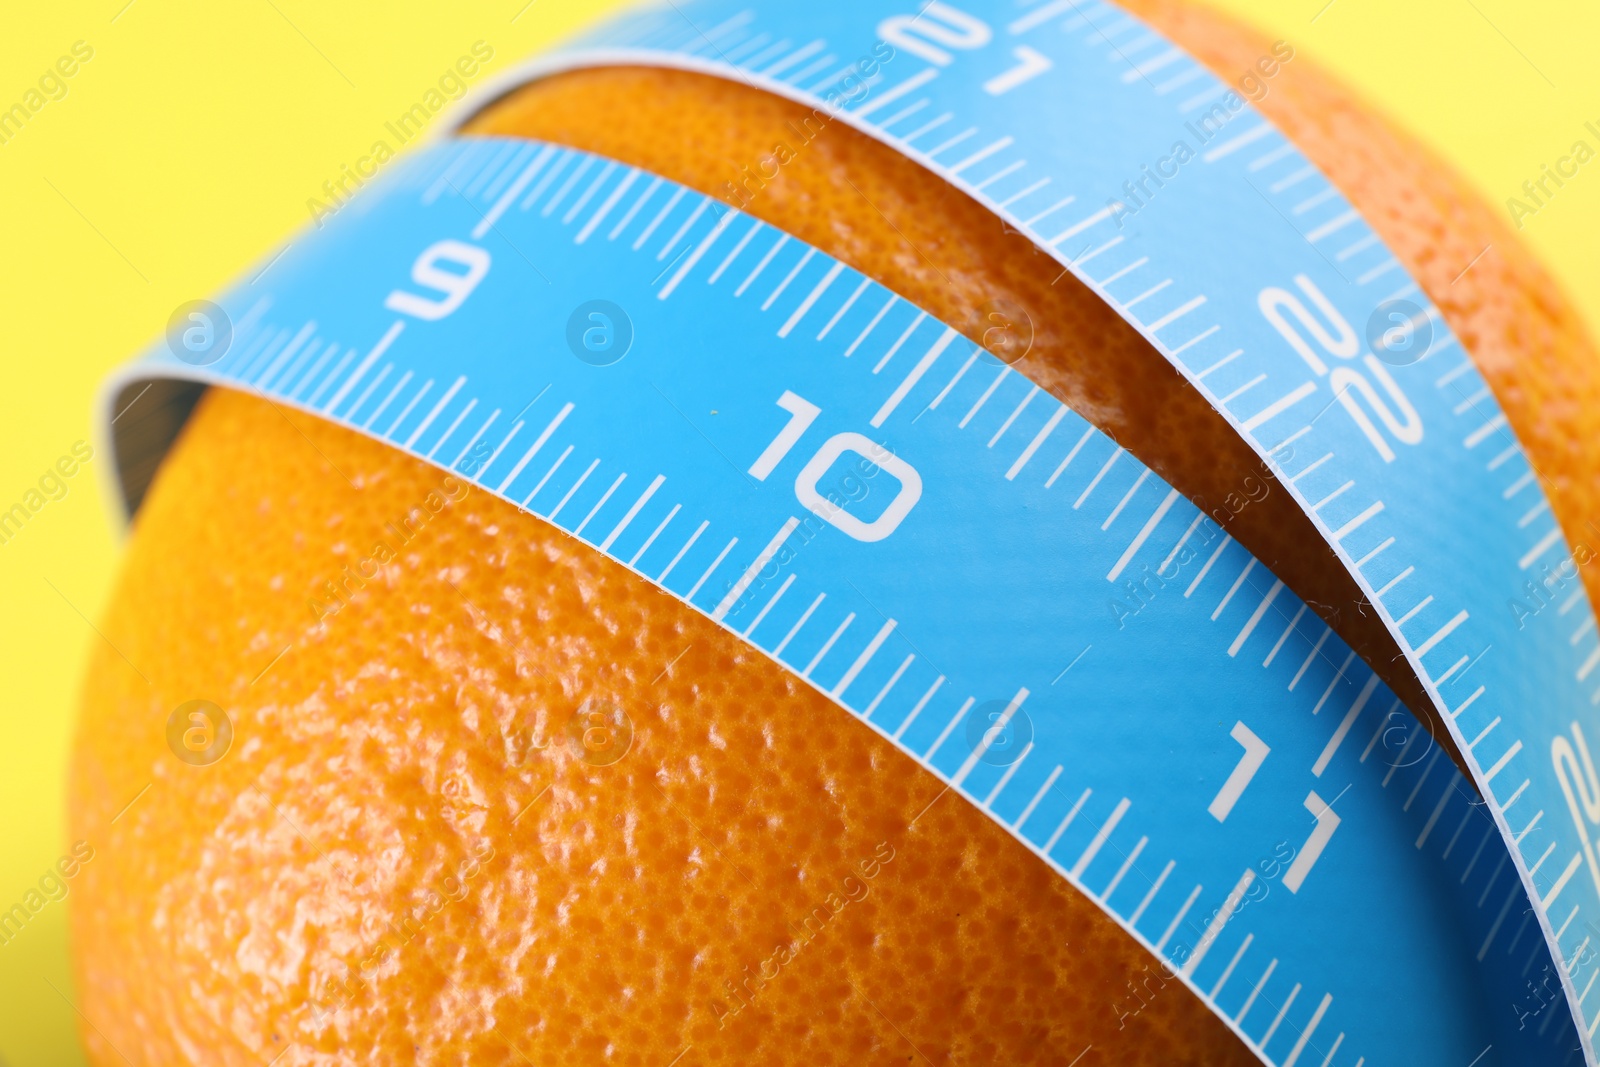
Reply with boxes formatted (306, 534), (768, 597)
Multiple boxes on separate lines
(79, 1), (1600, 1063)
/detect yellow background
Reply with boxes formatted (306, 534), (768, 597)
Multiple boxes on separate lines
(1, 0), (1596, 1060)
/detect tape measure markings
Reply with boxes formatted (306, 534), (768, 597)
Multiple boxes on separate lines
(181, 147), (1341, 858)
(524, 141), (1465, 1023)
(519, 8), (1600, 1036)
(110, 135), (1585, 1061)
(572, 0), (1600, 1020)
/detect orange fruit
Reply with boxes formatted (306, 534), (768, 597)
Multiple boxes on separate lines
(69, 2), (1600, 1065)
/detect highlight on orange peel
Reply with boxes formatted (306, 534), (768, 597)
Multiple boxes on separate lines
(66, 1), (1600, 1064)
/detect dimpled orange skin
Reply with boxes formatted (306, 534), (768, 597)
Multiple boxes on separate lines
(70, 389), (1253, 1066)
(68, 4), (1600, 1067)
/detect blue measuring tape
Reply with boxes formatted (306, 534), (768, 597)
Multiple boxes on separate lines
(101, 2), (1599, 1063)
